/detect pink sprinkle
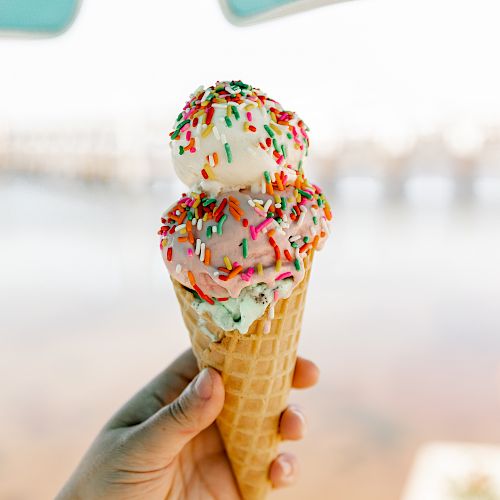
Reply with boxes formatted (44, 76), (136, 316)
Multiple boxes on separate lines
(246, 111), (253, 121)
(276, 155), (284, 165)
(186, 131), (191, 141)
(181, 124), (190, 132)
(254, 208), (267, 217)
(233, 261), (240, 267)
(255, 217), (273, 233)
(241, 273), (251, 282)
(273, 290), (279, 301)
(276, 272), (292, 281)
(186, 198), (194, 207)
(250, 225), (257, 240)
(312, 184), (323, 194)
(190, 147), (196, 153)
(187, 248), (193, 257)
(179, 197), (191, 204)
(246, 267), (255, 276)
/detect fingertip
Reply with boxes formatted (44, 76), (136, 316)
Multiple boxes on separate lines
(279, 405), (307, 441)
(269, 453), (299, 489)
(293, 357), (320, 389)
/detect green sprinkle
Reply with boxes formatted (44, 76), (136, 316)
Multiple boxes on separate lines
(264, 171), (272, 184)
(176, 119), (190, 130)
(176, 113), (183, 121)
(281, 144), (287, 158)
(179, 146), (184, 155)
(264, 124), (275, 138)
(224, 143), (232, 163)
(231, 105), (240, 120)
(273, 138), (280, 152)
(187, 212), (193, 220)
(313, 216), (318, 225)
(224, 116), (232, 128)
(217, 214), (227, 235)
(298, 159), (303, 170)
(206, 226), (212, 239)
(203, 198), (217, 206)
(275, 217), (282, 224)
(298, 189), (313, 199)
(171, 129), (180, 140)
(242, 238), (248, 258)
(281, 196), (287, 209)
(266, 212), (274, 218)
(286, 132), (293, 139)
(294, 259), (301, 271)
(291, 242), (298, 248)
(303, 236), (310, 243)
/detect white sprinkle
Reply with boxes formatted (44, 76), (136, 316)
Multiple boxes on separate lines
(175, 264), (182, 273)
(199, 242), (206, 262)
(298, 212), (306, 225)
(213, 126), (220, 140)
(192, 218), (197, 226)
(261, 178), (266, 194)
(248, 199), (256, 207)
(213, 271), (220, 278)
(195, 238), (201, 256)
(201, 88), (211, 102)
(220, 133), (227, 144)
(295, 247), (301, 259)
(212, 225), (218, 233)
(212, 103), (228, 109)
(208, 155), (215, 167)
(289, 235), (301, 242)
(263, 199), (273, 212)
(225, 85), (237, 95)
(275, 203), (282, 208)
(175, 210), (181, 216)
(300, 205), (307, 213)
(175, 223), (186, 232)
(269, 305), (275, 320)
(197, 218), (203, 231)
(254, 199), (264, 204)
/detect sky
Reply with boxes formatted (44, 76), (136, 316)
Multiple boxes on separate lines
(1, 0), (500, 145)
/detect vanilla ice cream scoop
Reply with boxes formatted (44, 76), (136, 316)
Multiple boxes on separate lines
(170, 81), (309, 195)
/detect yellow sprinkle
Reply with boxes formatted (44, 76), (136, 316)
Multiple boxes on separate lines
(275, 259), (282, 272)
(244, 122), (250, 132)
(245, 103), (256, 110)
(270, 123), (282, 135)
(192, 198), (201, 209)
(202, 123), (214, 138)
(204, 163), (215, 180)
(254, 203), (264, 210)
(180, 228), (187, 234)
(257, 262), (263, 275)
(294, 189), (301, 202)
(274, 193), (281, 204)
(161, 239), (167, 248)
(203, 213), (208, 221)
(193, 110), (205, 119)
(227, 105), (232, 117)
(224, 256), (233, 270)
(201, 100), (209, 107)
(270, 112), (278, 123)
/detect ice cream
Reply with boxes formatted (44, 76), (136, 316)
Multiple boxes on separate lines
(170, 80), (309, 195)
(160, 81), (331, 332)
(159, 80), (331, 499)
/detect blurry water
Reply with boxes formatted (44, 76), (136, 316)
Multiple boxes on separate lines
(1, 175), (500, 500)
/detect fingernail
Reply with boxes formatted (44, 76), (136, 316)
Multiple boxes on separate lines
(278, 456), (293, 479)
(290, 405), (307, 436)
(194, 368), (213, 400)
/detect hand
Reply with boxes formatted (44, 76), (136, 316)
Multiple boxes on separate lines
(57, 349), (319, 500)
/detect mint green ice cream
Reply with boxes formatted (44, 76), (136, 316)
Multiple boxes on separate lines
(192, 279), (293, 335)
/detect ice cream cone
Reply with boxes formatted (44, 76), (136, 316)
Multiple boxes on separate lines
(172, 251), (314, 500)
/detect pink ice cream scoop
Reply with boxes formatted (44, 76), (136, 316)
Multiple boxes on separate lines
(159, 183), (331, 301)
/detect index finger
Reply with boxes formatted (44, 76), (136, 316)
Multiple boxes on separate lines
(292, 357), (320, 389)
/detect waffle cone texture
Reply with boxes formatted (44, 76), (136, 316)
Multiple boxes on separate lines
(172, 252), (314, 500)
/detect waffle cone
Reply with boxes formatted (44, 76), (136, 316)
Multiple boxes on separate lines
(171, 252), (314, 500)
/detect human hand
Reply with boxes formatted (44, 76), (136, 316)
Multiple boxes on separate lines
(57, 349), (319, 500)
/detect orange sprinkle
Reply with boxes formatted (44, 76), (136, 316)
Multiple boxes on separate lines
(204, 248), (211, 265)
(188, 271), (196, 287)
(186, 219), (192, 232)
(229, 207), (241, 221)
(229, 202), (244, 215)
(284, 249), (293, 261)
(188, 232), (195, 244)
(276, 175), (284, 191)
(266, 182), (274, 195)
(227, 266), (243, 279)
(324, 205), (332, 221)
(312, 235), (320, 249)
(268, 229), (276, 237)
(213, 152), (219, 165)
(178, 236), (188, 243)
(229, 195), (240, 205)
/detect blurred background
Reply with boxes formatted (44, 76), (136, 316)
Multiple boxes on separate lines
(1, 0), (500, 499)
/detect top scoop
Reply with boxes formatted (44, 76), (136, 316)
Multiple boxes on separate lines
(170, 80), (309, 195)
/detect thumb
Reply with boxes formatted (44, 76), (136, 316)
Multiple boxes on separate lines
(129, 367), (224, 460)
